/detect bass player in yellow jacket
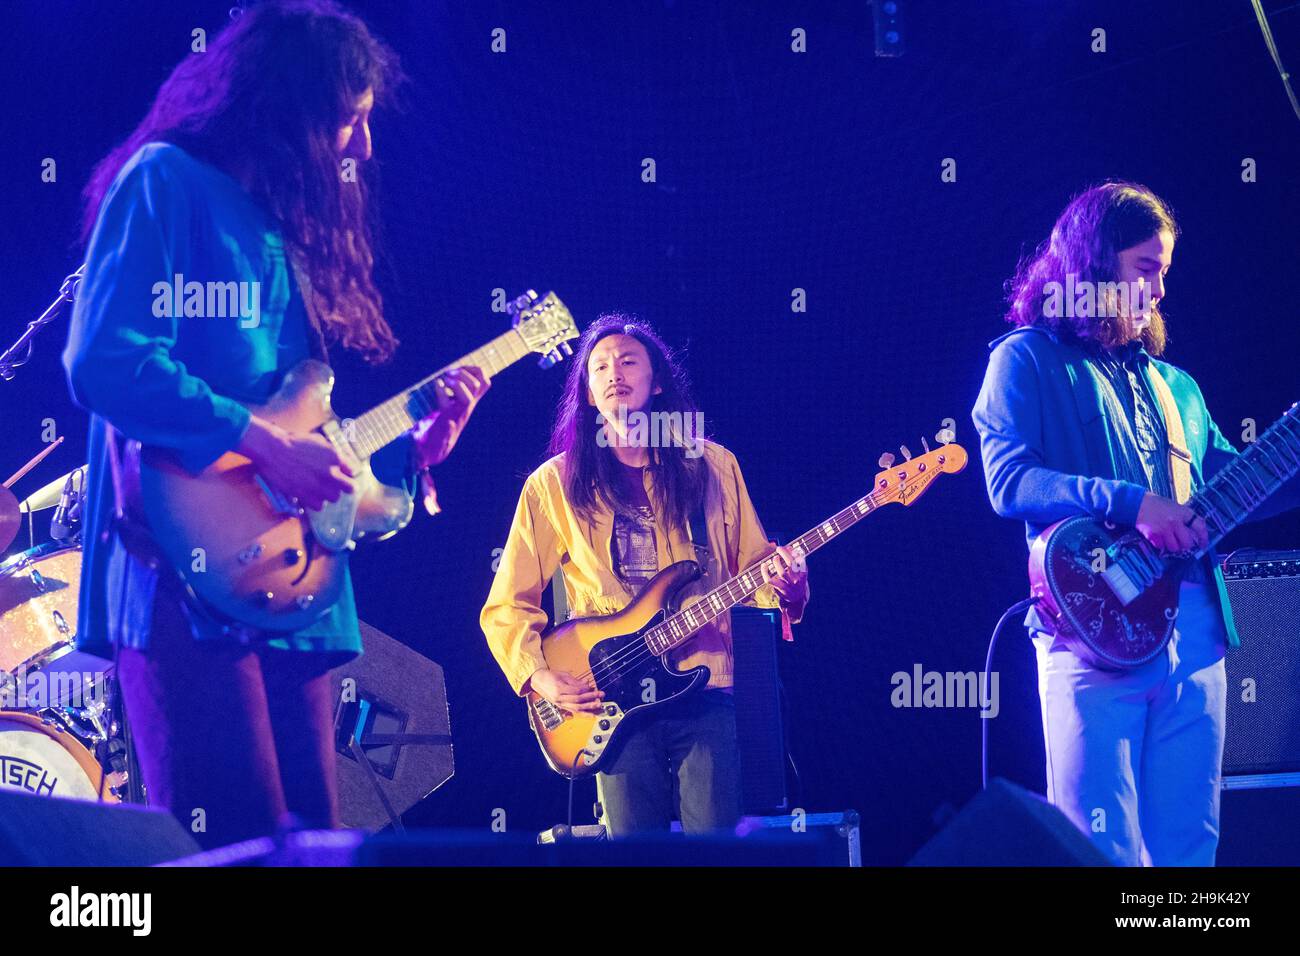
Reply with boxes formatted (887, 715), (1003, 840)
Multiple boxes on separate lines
(482, 314), (808, 836)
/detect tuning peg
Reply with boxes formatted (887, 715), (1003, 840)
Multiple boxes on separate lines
(537, 352), (556, 369)
(507, 289), (540, 320)
(877, 452), (895, 469)
(935, 425), (956, 445)
(899, 445), (913, 462)
(560, 341), (574, 356)
(921, 436), (930, 453)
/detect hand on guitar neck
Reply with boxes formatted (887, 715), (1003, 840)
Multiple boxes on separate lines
(1134, 492), (1209, 555)
(235, 365), (491, 511)
(410, 366), (491, 469)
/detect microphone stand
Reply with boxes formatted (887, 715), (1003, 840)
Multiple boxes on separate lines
(0, 264), (85, 381)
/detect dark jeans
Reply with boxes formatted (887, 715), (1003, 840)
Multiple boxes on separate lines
(596, 689), (741, 838)
(116, 586), (340, 851)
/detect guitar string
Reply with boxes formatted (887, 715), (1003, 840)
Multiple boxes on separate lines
(571, 457), (965, 689)
(576, 554), (790, 687)
(569, 489), (887, 689)
(573, 495), (882, 686)
(351, 331), (532, 456)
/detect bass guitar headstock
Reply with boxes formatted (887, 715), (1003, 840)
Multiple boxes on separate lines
(872, 436), (968, 507)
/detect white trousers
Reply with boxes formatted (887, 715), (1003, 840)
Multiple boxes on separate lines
(1031, 581), (1227, 866)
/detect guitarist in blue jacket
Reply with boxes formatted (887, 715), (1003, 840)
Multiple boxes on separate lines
(62, 3), (487, 848)
(972, 182), (1299, 866)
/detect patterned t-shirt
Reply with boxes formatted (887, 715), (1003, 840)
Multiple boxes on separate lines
(611, 463), (658, 596)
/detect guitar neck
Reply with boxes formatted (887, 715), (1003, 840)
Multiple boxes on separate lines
(1191, 403), (1300, 550)
(643, 487), (887, 657)
(347, 328), (530, 458)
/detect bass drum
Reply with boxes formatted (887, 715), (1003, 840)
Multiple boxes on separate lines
(0, 542), (81, 675)
(0, 711), (118, 802)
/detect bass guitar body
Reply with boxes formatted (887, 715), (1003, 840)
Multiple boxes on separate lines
(134, 359), (413, 632)
(528, 560), (709, 776)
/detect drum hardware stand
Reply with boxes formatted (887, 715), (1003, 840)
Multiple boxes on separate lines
(3, 437), (68, 554)
(101, 674), (143, 803)
(0, 264), (84, 381)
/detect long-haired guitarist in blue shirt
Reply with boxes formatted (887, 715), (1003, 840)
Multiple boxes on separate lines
(973, 182), (1299, 866)
(63, 1), (488, 849)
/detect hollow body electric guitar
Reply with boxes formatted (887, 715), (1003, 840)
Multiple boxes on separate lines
(528, 439), (968, 777)
(1029, 402), (1300, 670)
(134, 291), (578, 632)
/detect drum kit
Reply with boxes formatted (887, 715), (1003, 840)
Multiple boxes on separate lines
(1, 448), (131, 805)
(1, 262), (137, 806)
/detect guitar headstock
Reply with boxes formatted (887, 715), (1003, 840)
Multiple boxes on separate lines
(508, 290), (580, 368)
(872, 442), (968, 507)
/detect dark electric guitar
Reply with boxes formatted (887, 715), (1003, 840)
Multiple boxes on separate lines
(1029, 402), (1300, 669)
(527, 440), (968, 777)
(132, 291), (578, 632)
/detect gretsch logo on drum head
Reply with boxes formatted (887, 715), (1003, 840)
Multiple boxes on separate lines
(0, 754), (57, 796)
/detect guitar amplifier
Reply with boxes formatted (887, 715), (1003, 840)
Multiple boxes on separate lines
(731, 606), (789, 815)
(1221, 549), (1300, 784)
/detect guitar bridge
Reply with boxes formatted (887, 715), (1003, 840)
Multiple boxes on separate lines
(533, 697), (565, 731)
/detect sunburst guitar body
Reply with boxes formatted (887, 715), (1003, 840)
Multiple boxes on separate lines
(528, 439), (968, 776)
(131, 291), (579, 632)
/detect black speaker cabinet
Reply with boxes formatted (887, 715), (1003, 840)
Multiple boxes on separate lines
(731, 606), (788, 815)
(908, 778), (1114, 866)
(330, 620), (454, 831)
(1221, 549), (1300, 781)
(0, 788), (201, 866)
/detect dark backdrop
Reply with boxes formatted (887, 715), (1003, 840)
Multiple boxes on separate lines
(3, 0), (1298, 863)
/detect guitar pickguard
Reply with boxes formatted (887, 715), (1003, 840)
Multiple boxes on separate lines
(307, 418), (415, 551)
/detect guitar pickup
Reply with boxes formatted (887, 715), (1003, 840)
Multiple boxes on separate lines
(1101, 563), (1139, 605)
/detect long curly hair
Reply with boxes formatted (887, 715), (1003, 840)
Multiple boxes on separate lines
(1005, 181), (1179, 355)
(80, 0), (403, 363)
(548, 314), (708, 533)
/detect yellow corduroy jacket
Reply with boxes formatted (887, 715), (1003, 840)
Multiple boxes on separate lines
(481, 440), (804, 696)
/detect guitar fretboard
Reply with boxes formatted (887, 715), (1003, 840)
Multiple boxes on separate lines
(1191, 403), (1300, 549)
(346, 329), (530, 459)
(642, 487), (887, 657)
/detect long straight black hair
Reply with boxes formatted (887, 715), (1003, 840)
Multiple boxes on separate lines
(548, 315), (708, 532)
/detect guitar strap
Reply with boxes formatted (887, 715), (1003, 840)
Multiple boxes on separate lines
(686, 495), (710, 570)
(288, 251), (332, 362)
(1146, 365), (1194, 505)
(1147, 363), (1242, 648)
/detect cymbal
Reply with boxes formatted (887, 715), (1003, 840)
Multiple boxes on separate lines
(18, 465), (87, 513)
(0, 486), (18, 552)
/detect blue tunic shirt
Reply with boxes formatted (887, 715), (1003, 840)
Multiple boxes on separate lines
(63, 142), (414, 661)
(971, 325), (1300, 644)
